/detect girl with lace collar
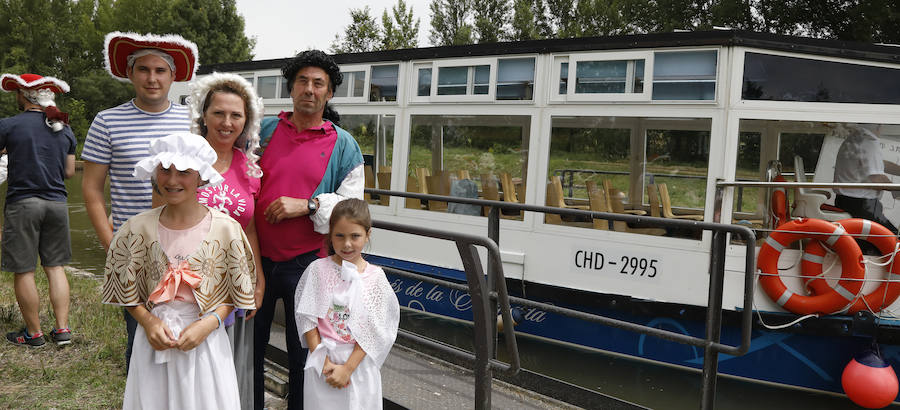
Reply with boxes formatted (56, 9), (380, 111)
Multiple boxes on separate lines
(293, 198), (399, 409)
(102, 132), (255, 409)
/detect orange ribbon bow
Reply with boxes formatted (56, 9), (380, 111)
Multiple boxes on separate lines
(149, 261), (202, 304)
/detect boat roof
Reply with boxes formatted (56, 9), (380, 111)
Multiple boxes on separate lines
(199, 30), (900, 75)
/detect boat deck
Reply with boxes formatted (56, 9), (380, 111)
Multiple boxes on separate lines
(266, 321), (602, 409)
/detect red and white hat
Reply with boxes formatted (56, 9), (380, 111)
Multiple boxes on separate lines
(104, 31), (199, 82)
(0, 73), (69, 94)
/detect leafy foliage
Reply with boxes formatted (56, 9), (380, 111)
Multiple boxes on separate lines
(382, 0), (420, 50)
(0, 0), (254, 151)
(330, 6), (382, 53)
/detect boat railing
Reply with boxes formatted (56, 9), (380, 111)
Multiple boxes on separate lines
(718, 180), (900, 190)
(370, 218), (521, 410)
(366, 188), (757, 410)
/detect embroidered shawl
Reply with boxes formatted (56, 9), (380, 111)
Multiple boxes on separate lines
(101, 206), (256, 313)
(294, 258), (400, 367)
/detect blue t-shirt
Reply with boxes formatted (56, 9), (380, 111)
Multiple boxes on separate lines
(0, 111), (76, 204)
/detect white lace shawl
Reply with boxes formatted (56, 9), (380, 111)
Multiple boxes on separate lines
(294, 257), (400, 367)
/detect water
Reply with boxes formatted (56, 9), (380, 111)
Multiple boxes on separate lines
(17, 171), (893, 409)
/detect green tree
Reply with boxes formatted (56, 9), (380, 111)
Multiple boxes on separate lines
(510, 0), (541, 40)
(474, 0), (510, 43)
(331, 6), (382, 53)
(429, 0), (475, 46)
(0, 0), (254, 148)
(573, 0), (627, 37)
(382, 0), (420, 50)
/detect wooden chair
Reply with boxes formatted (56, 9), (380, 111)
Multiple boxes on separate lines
(499, 172), (518, 203)
(550, 176), (589, 210)
(425, 170), (451, 211)
(481, 174), (500, 216)
(587, 187), (609, 230)
(405, 175), (422, 210)
(602, 179), (645, 216)
(646, 183), (662, 218)
(414, 168), (430, 194)
(545, 182), (563, 224)
(364, 165), (376, 203)
(608, 190), (665, 235)
(658, 183), (704, 221)
(376, 171), (391, 205)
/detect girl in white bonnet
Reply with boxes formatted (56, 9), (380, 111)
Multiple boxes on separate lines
(101, 132), (256, 409)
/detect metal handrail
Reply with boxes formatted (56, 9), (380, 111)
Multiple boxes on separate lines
(371, 219), (520, 409)
(718, 180), (900, 190)
(366, 187), (756, 410)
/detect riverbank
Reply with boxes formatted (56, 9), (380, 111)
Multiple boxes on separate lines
(0, 267), (126, 408)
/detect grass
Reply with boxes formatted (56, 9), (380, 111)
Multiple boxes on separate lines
(0, 268), (126, 408)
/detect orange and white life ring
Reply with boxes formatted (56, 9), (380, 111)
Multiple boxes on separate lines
(801, 218), (900, 314)
(771, 174), (789, 227)
(758, 218), (865, 315)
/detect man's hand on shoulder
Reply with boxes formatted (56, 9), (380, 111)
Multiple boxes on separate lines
(264, 196), (308, 224)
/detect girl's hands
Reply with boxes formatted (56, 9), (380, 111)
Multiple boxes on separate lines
(322, 356), (352, 389)
(144, 316), (177, 351)
(175, 315), (217, 351)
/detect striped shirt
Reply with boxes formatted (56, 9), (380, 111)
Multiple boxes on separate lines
(81, 100), (191, 230)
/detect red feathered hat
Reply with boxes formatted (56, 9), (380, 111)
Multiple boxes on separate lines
(104, 31), (199, 82)
(0, 73), (70, 94)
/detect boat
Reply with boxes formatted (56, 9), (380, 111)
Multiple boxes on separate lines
(169, 30), (900, 402)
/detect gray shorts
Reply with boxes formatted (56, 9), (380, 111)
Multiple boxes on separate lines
(2, 197), (72, 273)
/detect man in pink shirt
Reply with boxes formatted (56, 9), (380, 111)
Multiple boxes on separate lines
(252, 50), (364, 410)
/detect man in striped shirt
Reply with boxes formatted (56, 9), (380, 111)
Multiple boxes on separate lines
(81, 32), (198, 369)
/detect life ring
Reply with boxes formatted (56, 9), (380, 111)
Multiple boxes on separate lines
(758, 218), (865, 315)
(801, 218), (900, 314)
(771, 174), (789, 227)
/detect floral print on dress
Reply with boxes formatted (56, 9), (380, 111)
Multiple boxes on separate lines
(327, 303), (353, 343)
(189, 240), (227, 295)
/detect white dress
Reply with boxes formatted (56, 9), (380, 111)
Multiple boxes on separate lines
(123, 301), (240, 410)
(294, 258), (400, 410)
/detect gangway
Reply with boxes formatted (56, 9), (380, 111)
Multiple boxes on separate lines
(265, 188), (756, 410)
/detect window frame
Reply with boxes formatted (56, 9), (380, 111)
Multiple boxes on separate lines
(330, 64), (369, 103)
(410, 57), (499, 103)
(650, 49), (719, 103)
(564, 50), (655, 102)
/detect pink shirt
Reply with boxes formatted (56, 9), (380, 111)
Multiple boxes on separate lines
(197, 149), (260, 229)
(150, 211), (212, 304)
(255, 112), (338, 261)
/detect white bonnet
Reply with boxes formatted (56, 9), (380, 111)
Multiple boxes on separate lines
(133, 132), (224, 187)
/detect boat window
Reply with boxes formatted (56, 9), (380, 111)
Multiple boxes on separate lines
(335, 71), (366, 98)
(405, 115), (531, 218)
(238, 73), (254, 86)
(561, 51), (653, 101)
(437, 65), (491, 96)
(730, 120), (900, 240)
(559, 62), (568, 95)
(742, 52), (900, 104)
(344, 114), (395, 207)
(574, 59), (644, 94)
(547, 116), (710, 238)
(370, 65), (399, 102)
(257, 75), (279, 99)
(417, 67), (432, 96)
(496, 58), (535, 100)
(652, 50), (717, 100)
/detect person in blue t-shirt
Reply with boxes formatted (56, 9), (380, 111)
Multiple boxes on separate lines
(0, 73), (77, 348)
